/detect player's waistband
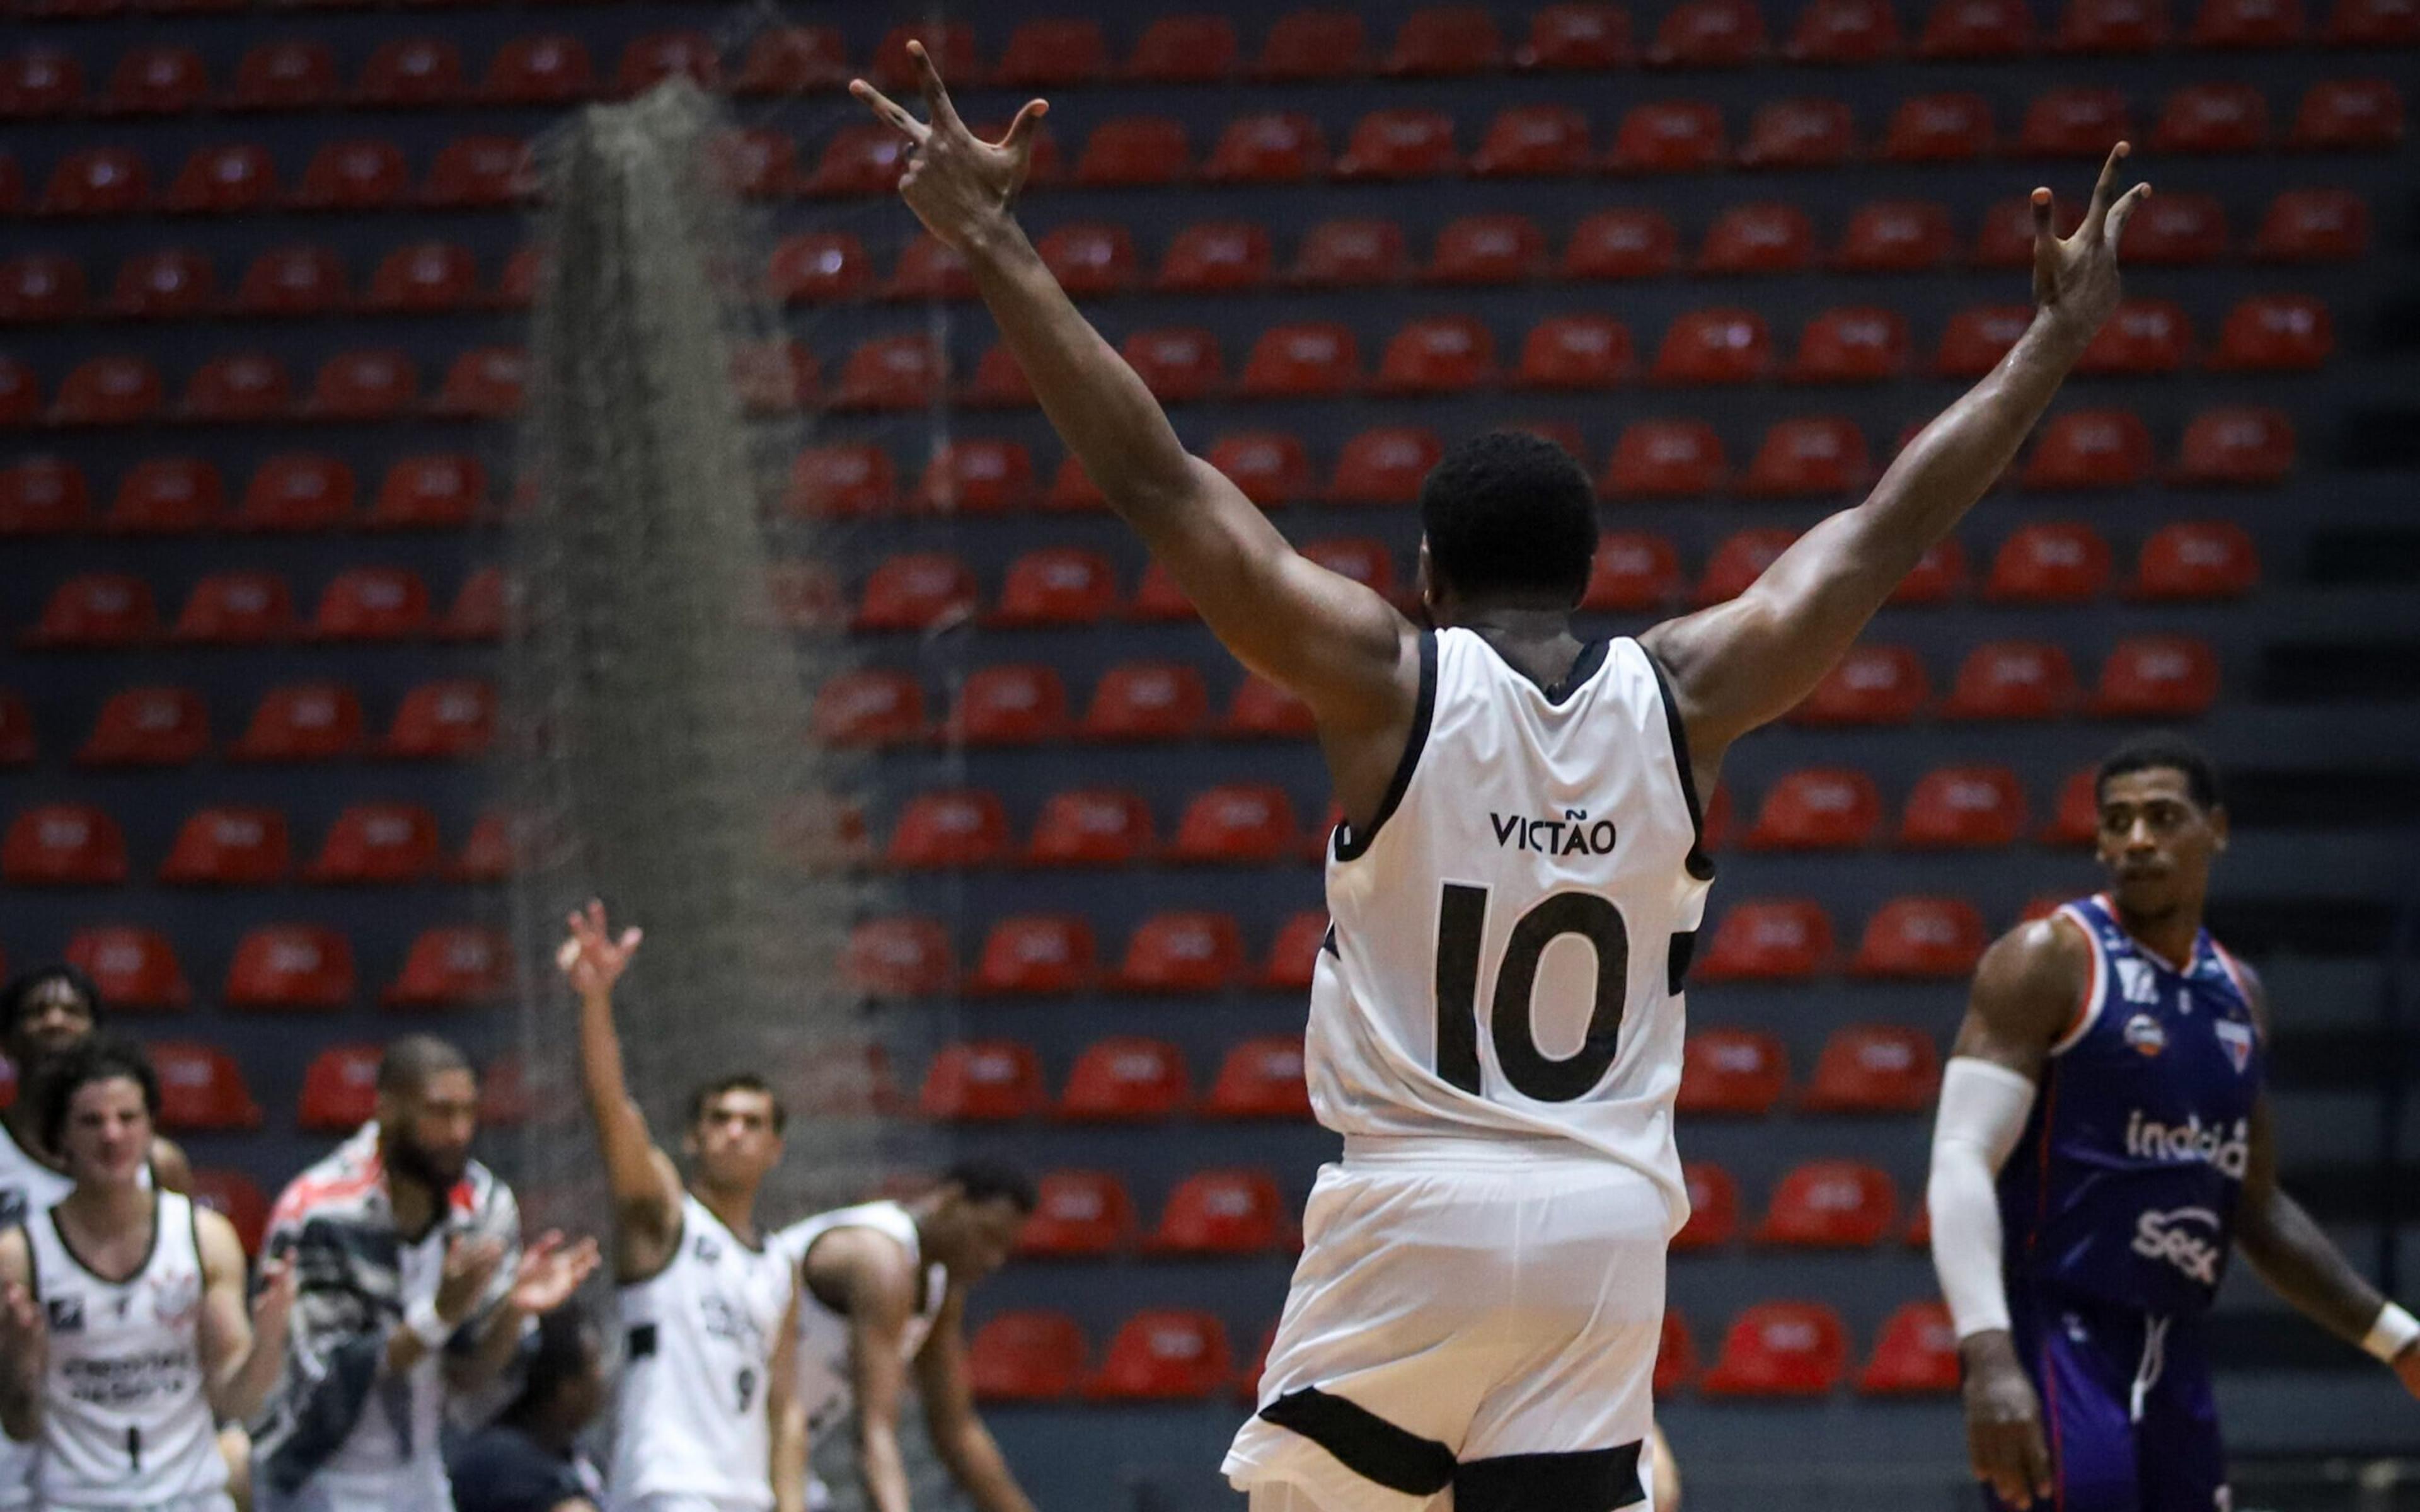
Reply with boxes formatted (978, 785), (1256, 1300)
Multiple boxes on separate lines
(1341, 1133), (1624, 1169)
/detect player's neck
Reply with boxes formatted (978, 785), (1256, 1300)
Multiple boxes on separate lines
(689, 1179), (759, 1246)
(60, 1173), (149, 1235)
(386, 1171), (441, 1239)
(2109, 893), (2204, 972)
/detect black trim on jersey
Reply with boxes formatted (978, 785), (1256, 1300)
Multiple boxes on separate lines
(626, 1322), (659, 1360)
(1257, 1387), (1456, 1496)
(1455, 1440), (1646, 1511)
(1640, 646), (1717, 882)
(1321, 924), (1339, 959)
(1667, 931), (1697, 995)
(1332, 631), (1439, 864)
(50, 1191), (163, 1286)
(1536, 636), (1611, 706)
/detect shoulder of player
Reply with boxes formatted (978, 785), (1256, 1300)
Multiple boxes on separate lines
(807, 1227), (916, 1313)
(190, 1203), (245, 1279)
(148, 1134), (192, 1194)
(2218, 948), (2271, 1034)
(1971, 915), (2093, 1040)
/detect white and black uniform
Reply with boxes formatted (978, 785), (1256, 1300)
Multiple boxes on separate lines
(1226, 630), (1714, 1511)
(608, 1194), (795, 1512)
(24, 1191), (231, 1512)
(772, 1202), (945, 1508)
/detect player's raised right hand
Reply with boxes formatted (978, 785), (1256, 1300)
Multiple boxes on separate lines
(1960, 1330), (2054, 1508)
(850, 40), (1047, 256)
(557, 898), (641, 1001)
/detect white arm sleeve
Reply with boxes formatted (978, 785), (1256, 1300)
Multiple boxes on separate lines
(1927, 1057), (2041, 1340)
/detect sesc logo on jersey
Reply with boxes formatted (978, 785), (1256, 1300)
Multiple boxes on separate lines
(2132, 1206), (2223, 1286)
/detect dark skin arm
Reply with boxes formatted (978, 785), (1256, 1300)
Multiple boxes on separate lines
(1641, 151), (2148, 793)
(805, 1228), (919, 1512)
(912, 1286), (1036, 1512)
(1943, 917), (2095, 1510)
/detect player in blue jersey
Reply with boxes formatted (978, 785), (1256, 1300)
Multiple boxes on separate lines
(1928, 733), (2420, 1511)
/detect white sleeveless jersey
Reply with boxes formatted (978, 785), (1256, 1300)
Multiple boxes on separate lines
(25, 1192), (226, 1508)
(772, 1202), (945, 1445)
(608, 1194), (794, 1510)
(1, 1121), (76, 1509)
(1308, 630), (1714, 1220)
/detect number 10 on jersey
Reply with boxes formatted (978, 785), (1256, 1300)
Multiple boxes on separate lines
(1434, 883), (1632, 1102)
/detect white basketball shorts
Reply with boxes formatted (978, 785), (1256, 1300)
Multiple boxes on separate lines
(1224, 1136), (1672, 1512)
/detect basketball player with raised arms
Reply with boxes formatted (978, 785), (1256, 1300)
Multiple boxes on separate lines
(556, 902), (799, 1512)
(0, 1038), (294, 1512)
(852, 40), (2148, 1511)
(1930, 735), (2420, 1512)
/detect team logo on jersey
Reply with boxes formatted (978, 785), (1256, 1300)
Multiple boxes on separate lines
(46, 1297), (84, 1334)
(2115, 957), (2160, 1005)
(2214, 1019), (2254, 1075)
(1489, 809), (1617, 858)
(2123, 1013), (2168, 1056)
(2131, 1206), (2223, 1286)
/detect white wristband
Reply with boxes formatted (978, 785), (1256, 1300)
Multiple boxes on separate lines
(2362, 1302), (2419, 1364)
(402, 1296), (450, 1351)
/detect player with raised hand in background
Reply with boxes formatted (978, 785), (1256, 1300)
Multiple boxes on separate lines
(853, 38), (2147, 1511)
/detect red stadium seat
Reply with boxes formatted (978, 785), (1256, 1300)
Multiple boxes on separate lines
(769, 233), (871, 304)
(66, 926), (188, 1011)
(784, 444), (892, 520)
(2040, 769), (2102, 847)
(1656, 1312), (1699, 1395)
(299, 1045), (381, 1130)
(102, 45), (205, 116)
(1385, 6), (1506, 73)
(1655, 309), (1773, 384)
(43, 147), (153, 217)
(2133, 521), (2260, 599)
(614, 31), (718, 94)
(813, 669), (925, 748)
(920, 1040), (1046, 1122)
(1335, 108), (1460, 179)
(236, 455), (354, 532)
(450, 810), (514, 884)
(1793, 308), (1910, 384)
(1260, 912), (1330, 991)
(1115, 911), (1244, 993)
(0, 694), (33, 766)
(173, 573), (295, 646)
(2253, 188), (2370, 261)
(1521, 3), (1635, 66)
(2155, 81), (2271, 152)
(1209, 431), (1312, 505)
(1027, 788), (1155, 868)
(969, 1313), (1086, 1401)
(304, 348), (415, 421)
(1741, 97), (1856, 167)
(1852, 898), (1989, 978)
(1082, 662), (1209, 742)
(0, 253), (86, 323)
(2121, 192), (2231, 265)
(1291, 219), (1409, 289)
(916, 438), (1035, 515)
(1124, 13), (1237, 80)
(1146, 1169), (1286, 1255)
(1602, 421), (1725, 498)
(1428, 215), (1549, 285)
(1088, 1311), (1231, 1400)
(857, 552), (976, 633)
(2057, 0), (2174, 49)
(970, 916), (1096, 997)
(1742, 417), (1870, 496)
(310, 568), (432, 643)
(24, 574), (158, 648)
(1975, 195), (2083, 270)
(1126, 563), (1198, 622)
(1791, 0), (1908, 56)
(6, 803), (129, 885)
(1697, 900), (1832, 980)
(1058, 1038), (1191, 1123)
(1170, 784), (1299, 864)
(1122, 328), (1226, 403)
(113, 248), (216, 319)
(1018, 1172), (1135, 1257)
(1756, 1160), (1898, 1245)
(1518, 316), (1633, 391)
(993, 19), (1105, 86)
(1986, 522), (2114, 602)
(1226, 676), (1315, 740)
(1700, 202), (1816, 274)
(990, 548), (1117, 629)
(2018, 87), (2135, 156)
(308, 803), (441, 885)
(1077, 117), (1189, 187)
(1673, 1162), (1740, 1251)
(844, 917), (954, 999)
(2024, 409), (2153, 490)
(2209, 294), (2334, 371)
(80, 686), (208, 767)
(1836, 202), (1954, 273)
(234, 245), (345, 318)
(868, 25), (977, 90)
(1205, 113), (1329, 184)
(2194, 0), (2308, 43)
(1580, 534), (1683, 612)
(180, 352), (291, 424)
(1901, 765), (2029, 847)
(435, 568), (505, 646)
(383, 925), (508, 1009)
(369, 454), (483, 531)
(52, 355), (163, 426)
(1242, 321), (1364, 396)
(292, 139), (408, 212)
(104, 458), (220, 535)
(228, 40), (337, 110)
(1301, 538), (1398, 600)
(153, 1044), (262, 1131)
(3, 49), (86, 117)
(877, 236), (969, 303)
(963, 346), (1035, 410)
(1156, 223), (1272, 295)
(804, 125), (909, 198)
(483, 35), (595, 103)
(1564, 209), (1680, 280)
(947, 665), (1069, 747)
(1259, 10), (1371, 78)
(1376, 316), (1497, 394)
(430, 345), (526, 420)
(2080, 298), (2194, 374)
(887, 789), (1011, 870)
(1206, 1036), (1311, 1120)
(0, 356), (45, 425)
(1922, 0), (2039, 52)
(383, 679), (493, 759)
(357, 37), (466, 108)
(1, 458), (90, 534)
(1804, 1025), (1942, 1112)
(1042, 455), (1107, 513)
(225, 924), (353, 1009)
(1943, 641), (2079, 720)
(1860, 1301), (1961, 1394)
(1679, 1029), (1789, 1115)
(2094, 636), (2220, 716)
(733, 26), (846, 96)
(231, 683), (362, 761)
(2174, 406), (2295, 484)
(1794, 646), (1929, 725)
(1649, 0), (1770, 61)
(1697, 529), (1797, 605)
(164, 143), (274, 215)
(836, 336), (943, 411)
(1472, 106), (1593, 177)
(2325, 0), (2420, 42)
(1884, 92), (1997, 160)
(1746, 768), (1882, 850)
(1038, 223), (1140, 297)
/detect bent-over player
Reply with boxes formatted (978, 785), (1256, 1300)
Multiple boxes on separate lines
(0, 1038), (294, 1512)
(1929, 735), (2420, 1511)
(557, 902), (798, 1512)
(852, 38), (2150, 1511)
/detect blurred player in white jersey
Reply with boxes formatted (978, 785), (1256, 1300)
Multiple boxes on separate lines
(851, 39), (2149, 1510)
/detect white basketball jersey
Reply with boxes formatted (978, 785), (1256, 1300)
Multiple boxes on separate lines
(25, 1192), (226, 1508)
(608, 1194), (794, 1510)
(773, 1202), (945, 1445)
(0, 1120), (76, 1509)
(1308, 630), (1713, 1220)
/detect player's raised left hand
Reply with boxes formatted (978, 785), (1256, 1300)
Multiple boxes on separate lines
(2031, 142), (2152, 347)
(850, 40), (1049, 255)
(556, 898), (641, 1001)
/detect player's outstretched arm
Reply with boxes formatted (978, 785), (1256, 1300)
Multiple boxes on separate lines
(0, 1227), (43, 1442)
(914, 1287), (1037, 1512)
(1642, 147), (2149, 790)
(2227, 971), (2420, 1394)
(1929, 919), (2092, 1509)
(807, 1229), (918, 1512)
(558, 900), (683, 1280)
(851, 44), (1418, 747)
